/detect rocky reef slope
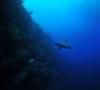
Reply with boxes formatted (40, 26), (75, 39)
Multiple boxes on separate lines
(0, 1), (58, 90)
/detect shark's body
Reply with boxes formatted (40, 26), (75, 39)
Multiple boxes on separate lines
(55, 40), (72, 49)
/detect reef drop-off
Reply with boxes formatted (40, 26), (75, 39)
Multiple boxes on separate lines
(0, 0), (60, 90)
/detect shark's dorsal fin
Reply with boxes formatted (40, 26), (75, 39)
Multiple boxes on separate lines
(65, 40), (68, 43)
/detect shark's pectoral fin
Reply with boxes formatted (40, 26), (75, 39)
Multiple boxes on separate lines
(58, 46), (62, 49)
(58, 47), (62, 49)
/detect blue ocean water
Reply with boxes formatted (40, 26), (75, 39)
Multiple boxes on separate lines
(23, 0), (100, 89)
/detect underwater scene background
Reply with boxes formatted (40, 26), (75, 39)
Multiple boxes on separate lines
(23, 0), (100, 90)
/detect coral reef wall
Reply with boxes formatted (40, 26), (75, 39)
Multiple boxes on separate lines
(0, 1), (58, 90)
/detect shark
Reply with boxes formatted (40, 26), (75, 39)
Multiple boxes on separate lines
(55, 40), (72, 49)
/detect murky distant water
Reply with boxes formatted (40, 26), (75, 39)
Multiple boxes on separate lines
(23, 0), (100, 89)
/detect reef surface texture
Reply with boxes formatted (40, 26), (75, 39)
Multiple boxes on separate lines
(0, 1), (59, 90)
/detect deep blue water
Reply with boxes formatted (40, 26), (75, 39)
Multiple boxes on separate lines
(23, 0), (100, 89)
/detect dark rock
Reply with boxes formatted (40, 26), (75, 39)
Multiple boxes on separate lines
(0, 1), (58, 90)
